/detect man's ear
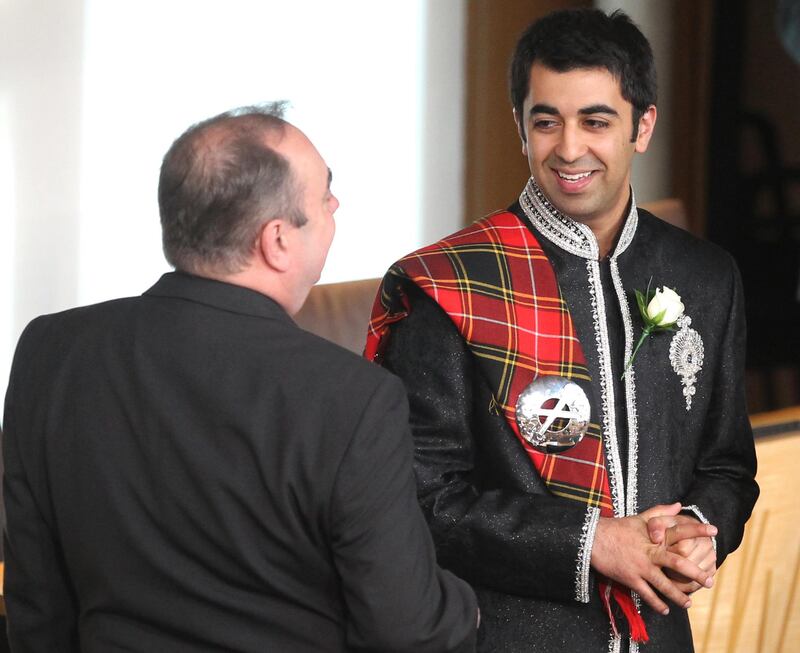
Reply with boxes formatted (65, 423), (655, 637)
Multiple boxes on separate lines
(258, 218), (291, 273)
(512, 108), (528, 156)
(634, 105), (657, 153)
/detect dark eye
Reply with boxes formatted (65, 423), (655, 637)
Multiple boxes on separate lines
(585, 119), (609, 129)
(533, 119), (558, 130)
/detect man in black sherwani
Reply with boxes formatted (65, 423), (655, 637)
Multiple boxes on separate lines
(367, 9), (758, 653)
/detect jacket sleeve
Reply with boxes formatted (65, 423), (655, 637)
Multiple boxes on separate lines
(3, 319), (80, 652)
(330, 372), (478, 653)
(680, 258), (759, 566)
(381, 286), (594, 603)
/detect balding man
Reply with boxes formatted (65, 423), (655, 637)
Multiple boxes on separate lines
(2, 105), (478, 653)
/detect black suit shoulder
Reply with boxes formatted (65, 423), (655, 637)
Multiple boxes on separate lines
(16, 291), (400, 414)
(291, 325), (404, 397)
(8, 297), (139, 394)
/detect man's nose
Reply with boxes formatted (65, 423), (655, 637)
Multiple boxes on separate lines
(554, 124), (587, 164)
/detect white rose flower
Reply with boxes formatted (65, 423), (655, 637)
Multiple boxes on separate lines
(646, 287), (684, 327)
(623, 282), (686, 378)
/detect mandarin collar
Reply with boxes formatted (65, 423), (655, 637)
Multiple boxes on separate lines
(518, 177), (638, 260)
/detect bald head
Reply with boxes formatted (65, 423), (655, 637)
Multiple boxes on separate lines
(159, 104), (307, 276)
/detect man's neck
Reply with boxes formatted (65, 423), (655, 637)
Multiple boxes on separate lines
(196, 265), (301, 316)
(590, 215), (625, 260)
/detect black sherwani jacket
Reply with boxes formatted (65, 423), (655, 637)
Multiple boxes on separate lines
(2, 272), (477, 653)
(380, 188), (759, 653)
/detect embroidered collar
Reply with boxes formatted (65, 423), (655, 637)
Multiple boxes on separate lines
(518, 177), (638, 260)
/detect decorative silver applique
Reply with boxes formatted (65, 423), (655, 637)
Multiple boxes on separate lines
(669, 315), (704, 410)
(575, 506), (600, 602)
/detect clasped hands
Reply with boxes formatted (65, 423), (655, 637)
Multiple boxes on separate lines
(590, 502), (718, 616)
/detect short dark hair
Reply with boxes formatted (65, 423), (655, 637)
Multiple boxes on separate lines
(158, 102), (307, 275)
(510, 8), (657, 141)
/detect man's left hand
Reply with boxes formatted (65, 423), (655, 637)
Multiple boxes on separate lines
(647, 513), (717, 593)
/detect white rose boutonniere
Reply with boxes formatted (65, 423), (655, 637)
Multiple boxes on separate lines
(623, 283), (685, 378)
(645, 287), (685, 326)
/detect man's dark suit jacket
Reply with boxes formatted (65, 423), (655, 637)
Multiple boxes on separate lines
(2, 272), (477, 653)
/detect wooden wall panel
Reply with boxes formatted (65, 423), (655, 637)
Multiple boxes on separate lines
(689, 428), (800, 652)
(464, 0), (591, 224)
(671, 0), (714, 236)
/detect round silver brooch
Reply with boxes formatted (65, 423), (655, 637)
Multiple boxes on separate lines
(515, 376), (590, 452)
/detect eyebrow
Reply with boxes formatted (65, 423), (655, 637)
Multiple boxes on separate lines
(579, 104), (618, 117)
(528, 103), (619, 117)
(529, 104), (558, 116)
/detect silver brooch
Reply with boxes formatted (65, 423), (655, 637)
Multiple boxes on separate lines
(669, 315), (704, 410)
(516, 376), (590, 452)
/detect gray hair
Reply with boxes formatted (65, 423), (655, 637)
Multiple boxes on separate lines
(158, 102), (307, 275)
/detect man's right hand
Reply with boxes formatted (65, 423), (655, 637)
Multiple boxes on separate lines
(590, 503), (718, 615)
(647, 512), (718, 594)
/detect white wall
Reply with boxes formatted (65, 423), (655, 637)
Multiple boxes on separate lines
(1, 0), (86, 414)
(0, 0), (466, 410)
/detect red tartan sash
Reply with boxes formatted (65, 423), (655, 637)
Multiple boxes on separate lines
(366, 210), (648, 642)
(366, 210), (613, 511)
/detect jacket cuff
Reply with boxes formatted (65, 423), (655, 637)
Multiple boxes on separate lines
(682, 504), (717, 552)
(575, 506), (600, 602)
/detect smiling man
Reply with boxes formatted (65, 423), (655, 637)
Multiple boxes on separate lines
(366, 9), (758, 653)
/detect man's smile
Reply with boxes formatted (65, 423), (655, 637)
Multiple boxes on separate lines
(552, 168), (597, 192)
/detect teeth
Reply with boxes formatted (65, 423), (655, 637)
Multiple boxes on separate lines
(557, 171), (592, 181)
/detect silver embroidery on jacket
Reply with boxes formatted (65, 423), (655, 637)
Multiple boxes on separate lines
(587, 258), (625, 517)
(519, 178), (638, 260)
(669, 315), (704, 410)
(575, 506), (600, 602)
(682, 504), (717, 551)
(520, 181), (597, 258)
(610, 257), (639, 517)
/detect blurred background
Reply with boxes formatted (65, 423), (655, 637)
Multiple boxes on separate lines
(1, 0), (799, 411)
